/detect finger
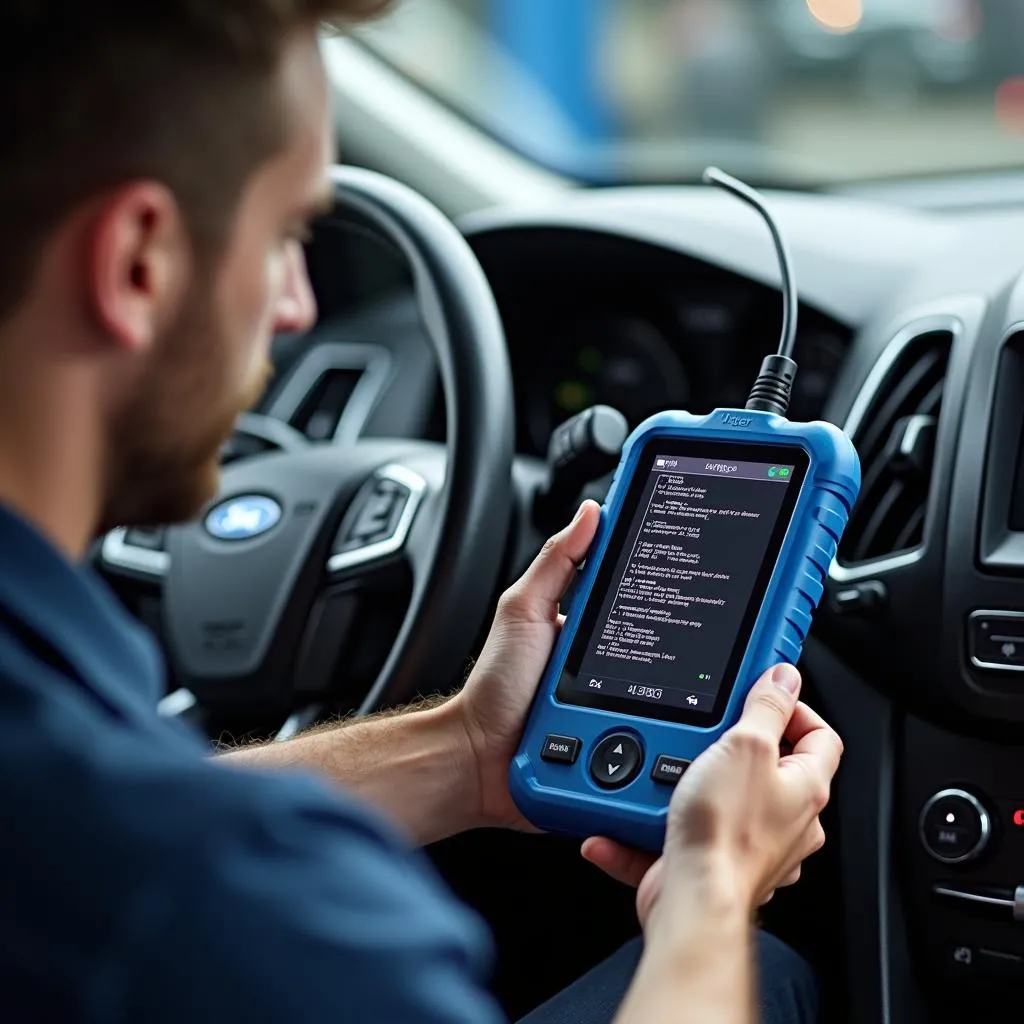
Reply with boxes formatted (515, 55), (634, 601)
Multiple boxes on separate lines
(758, 864), (801, 907)
(735, 664), (802, 746)
(771, 823), (824, 894)
(792, 725), (843, 776)
(781, 713), (844, 800)
(782, 702), (830, 748)
(636, 857), (665, 926)
(778, 866), (802, 888)
(806, 819), (826, 857)
(501, 501), (601, 622)
(760, 860), (804, 907)
(581, 836), (656, 889)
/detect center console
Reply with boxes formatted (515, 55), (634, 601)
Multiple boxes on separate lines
(902, 718), (1024, 998)
(818, 272), (1024, 1019)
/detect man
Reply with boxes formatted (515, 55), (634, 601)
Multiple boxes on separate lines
(0, 3), (842, 1022)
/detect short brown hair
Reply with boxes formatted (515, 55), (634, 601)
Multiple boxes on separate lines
(0, 0), (389, 322)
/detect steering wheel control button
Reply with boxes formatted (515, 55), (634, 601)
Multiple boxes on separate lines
(969, 611), (1024, 671)
(327, 466), (427, 576)
(336, 480), (411, 552)
(590, 733), (642, 789)
(920, 789), (991, 864)
(540, 735), (581, 765)
(651, 755), (691, 786)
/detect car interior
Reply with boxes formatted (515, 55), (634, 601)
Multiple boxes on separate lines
(96, 4), (1024, 1022)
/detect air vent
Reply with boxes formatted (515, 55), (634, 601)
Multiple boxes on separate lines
(289, 368), (365, 441)
(839, 328), (953, 566)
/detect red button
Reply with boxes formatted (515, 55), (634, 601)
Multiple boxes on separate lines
(1013, 809), (1024, 827)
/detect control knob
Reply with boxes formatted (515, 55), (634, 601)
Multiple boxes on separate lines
(919, 789), (991, 865)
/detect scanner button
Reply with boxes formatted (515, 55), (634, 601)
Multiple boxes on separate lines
(541, 735), (581, 765)
(590, 733), (642, 789)
(652, 755), (691, 785)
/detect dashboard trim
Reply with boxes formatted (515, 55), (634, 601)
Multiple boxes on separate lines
(976, 319), (1024, 572)
(932, 885), (1014, 909)
(830, 313), (964, 584)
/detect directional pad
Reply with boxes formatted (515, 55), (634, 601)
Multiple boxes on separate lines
(589, 733), (643, 790)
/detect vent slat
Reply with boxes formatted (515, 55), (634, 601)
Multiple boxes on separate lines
(894, 504), (926, 552)
(917, 378), (944, 419)
(850, 481), (904, 562)
(856, 347), (944, 464)
(838, 330), (952, 567)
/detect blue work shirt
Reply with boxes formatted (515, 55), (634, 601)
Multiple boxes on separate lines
(0, 503), (502, 1023)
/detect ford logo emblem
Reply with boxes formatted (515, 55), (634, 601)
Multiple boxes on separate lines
(204, 495), (282, 541)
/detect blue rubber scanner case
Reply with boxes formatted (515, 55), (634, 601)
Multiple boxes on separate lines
(509, 408), (861, 852)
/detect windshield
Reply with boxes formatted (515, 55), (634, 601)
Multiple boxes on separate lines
(357, 0), (1024, 186)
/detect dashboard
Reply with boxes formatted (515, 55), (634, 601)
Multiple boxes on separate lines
(275, 199), (856, 460)
(468, 227), (848, 456)
(251, 181), (1024, 1022)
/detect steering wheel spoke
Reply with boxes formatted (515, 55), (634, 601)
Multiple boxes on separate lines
(101, 526), (171, 580)
(157, 687), (198, 718)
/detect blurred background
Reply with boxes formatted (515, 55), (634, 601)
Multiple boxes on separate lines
(356, 0), (1024, 186)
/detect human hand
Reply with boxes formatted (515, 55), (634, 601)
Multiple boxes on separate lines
(581, 664), (842, 933)
(451, 500), (601, 831)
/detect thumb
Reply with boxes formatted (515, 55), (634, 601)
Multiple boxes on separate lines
(502, 501), (600, 621)
(736, 663), (802, 745)
(581, 836), (656, 888)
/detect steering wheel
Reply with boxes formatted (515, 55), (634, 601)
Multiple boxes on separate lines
(100, 166), (515, 726)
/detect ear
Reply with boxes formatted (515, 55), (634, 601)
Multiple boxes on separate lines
(88, 182), (190, 354)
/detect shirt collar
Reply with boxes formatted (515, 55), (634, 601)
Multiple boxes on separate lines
(0, 502), (163, 716)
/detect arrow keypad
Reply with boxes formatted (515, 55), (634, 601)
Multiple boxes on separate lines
(590, 733), (643, 789)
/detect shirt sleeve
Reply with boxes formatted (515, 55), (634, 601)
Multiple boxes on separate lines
(112, 764), (506, 1024)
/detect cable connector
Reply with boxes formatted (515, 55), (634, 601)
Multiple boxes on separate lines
(746, 354), (797, 417)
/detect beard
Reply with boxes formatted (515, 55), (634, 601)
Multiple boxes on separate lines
(99, 284), (273, 533)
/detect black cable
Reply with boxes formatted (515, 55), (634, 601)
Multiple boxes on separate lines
(702, 167), (797, 360)
(702, 167), (799, 416)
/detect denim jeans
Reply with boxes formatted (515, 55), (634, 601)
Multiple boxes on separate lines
(518, 931), (818, 1024)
